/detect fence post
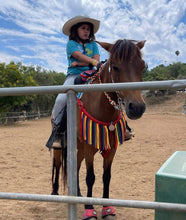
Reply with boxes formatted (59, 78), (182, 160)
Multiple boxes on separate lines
(67, 90), (77, 219)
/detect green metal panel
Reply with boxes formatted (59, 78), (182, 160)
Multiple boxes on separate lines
(155, 151), (186, 220)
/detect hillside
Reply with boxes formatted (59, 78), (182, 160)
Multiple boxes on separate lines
(144, 93), (186, 115)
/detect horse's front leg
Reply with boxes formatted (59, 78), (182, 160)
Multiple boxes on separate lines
(102, 148), (116, 219)
(84, 147), (97, 209)
(82, 145), (98, 220)
(77, 142), (84, 197)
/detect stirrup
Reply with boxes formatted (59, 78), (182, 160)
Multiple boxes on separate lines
(46, 124), (65, 149)
(45, 125), (59, 149)
(82, 209), (97, 220)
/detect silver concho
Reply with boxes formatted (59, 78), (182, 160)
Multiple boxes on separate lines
(109, 123), (115, 131)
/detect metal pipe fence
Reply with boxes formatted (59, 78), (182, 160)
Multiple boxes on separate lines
(0, 79), (186, 219)
(1, 192), (186, 213)
(0, 80), (186, 96)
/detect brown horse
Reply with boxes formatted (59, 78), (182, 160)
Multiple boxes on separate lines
(51, 39), (146, 219)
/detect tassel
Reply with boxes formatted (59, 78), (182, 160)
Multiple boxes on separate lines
(80, 111), (83, 142)
(117, 121), (122, 144)
(104, 125), (110, 150)
(100, 125), (105, 150)
(120, 116), (126, 142)
(78, 99), (126, 152)
(88, 119), (92, 145)
(114, 124), (119, 148)
(83, 114), (87, 141)
(92, 121), (96, 148)
(96, 123), (100, 149)
(86, 117), (89, 144)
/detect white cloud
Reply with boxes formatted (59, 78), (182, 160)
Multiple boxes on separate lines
(0, 0), (185, 71)
(0, 52), (20, 63)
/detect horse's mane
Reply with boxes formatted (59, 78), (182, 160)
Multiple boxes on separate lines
(110, 39), (142, 63)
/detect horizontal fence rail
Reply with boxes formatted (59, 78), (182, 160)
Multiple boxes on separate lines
(1, 192), (186, 213)
(0, 80), (186, 96)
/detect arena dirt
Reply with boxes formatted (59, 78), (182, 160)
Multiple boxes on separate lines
(0, 97), (186, 219)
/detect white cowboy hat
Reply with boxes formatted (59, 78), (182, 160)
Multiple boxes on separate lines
(62, 16), (100, 36)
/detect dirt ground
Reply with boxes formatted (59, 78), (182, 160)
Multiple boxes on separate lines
(0, 94), (186, 220)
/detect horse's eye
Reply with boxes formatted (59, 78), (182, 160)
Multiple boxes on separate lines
(112, 66), (119, 72)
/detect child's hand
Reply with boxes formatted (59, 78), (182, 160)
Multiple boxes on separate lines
(71, 61), (78, 67)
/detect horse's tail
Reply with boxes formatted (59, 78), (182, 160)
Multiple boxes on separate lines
(61, 145), (67, 189)
(51, 147), (62, 195)
(51, 144), (67, 195)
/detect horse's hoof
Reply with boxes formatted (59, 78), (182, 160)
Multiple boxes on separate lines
(82, 209), (97, 220)
(102, 206), (115, 219)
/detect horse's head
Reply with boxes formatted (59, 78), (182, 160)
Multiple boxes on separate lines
(97, 39), (146, 120)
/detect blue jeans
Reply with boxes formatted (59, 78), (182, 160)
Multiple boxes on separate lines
(53, 74), (78, 125)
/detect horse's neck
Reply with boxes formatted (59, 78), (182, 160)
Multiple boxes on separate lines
(81, 67), (120, 122)
(100, 63), (111, 83)
(99, 64), (119, 110)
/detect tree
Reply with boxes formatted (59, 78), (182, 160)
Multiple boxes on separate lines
(143, 64), (172, 81)
(167, 62), (186, 79)
(0, 61), (66, 113)
(31, 68), (66, 112)
(142, 63), (149, 79)
(143, 62), (186, 81)
(0, 62), (37, 112)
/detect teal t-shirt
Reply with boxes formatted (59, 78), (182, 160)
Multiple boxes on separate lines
(66, 40), (99, 76)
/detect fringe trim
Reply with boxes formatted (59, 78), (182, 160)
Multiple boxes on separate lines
(77, 99), (126, 150)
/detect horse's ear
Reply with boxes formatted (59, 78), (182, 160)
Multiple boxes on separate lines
(96, 41), (113, 52)
(136, 40), (146, 49)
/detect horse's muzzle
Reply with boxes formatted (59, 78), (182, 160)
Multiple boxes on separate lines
(125, 101), (146, 119)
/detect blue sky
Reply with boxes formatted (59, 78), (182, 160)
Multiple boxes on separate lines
(0, 0), (185, 74)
